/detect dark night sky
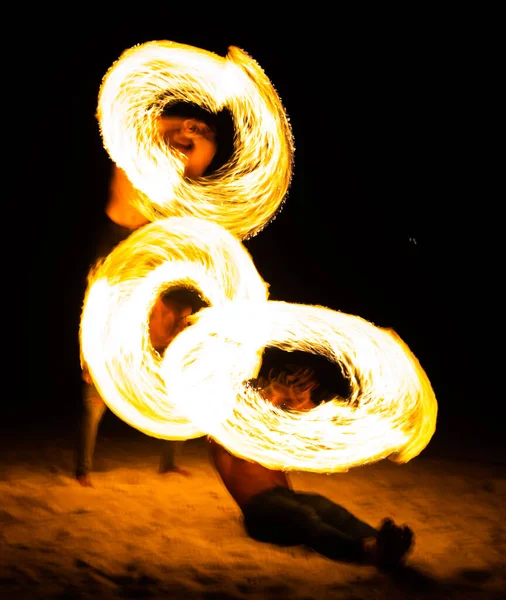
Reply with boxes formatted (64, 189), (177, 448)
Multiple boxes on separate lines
(22, 15), (501, 453)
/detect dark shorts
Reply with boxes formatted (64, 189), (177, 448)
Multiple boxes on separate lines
(241, 486), (373, 562)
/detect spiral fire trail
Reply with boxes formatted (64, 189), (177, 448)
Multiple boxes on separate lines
(81, 218), (436, 471)
(162, 300), (437, 472)
(97, 40), (294, 240)
(81, 39), (438, 471)
(80, 217), (269, 440)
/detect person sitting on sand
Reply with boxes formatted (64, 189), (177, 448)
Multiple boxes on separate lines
(208, 367), (414, 569)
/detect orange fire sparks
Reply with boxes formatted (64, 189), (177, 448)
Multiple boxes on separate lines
(97, 40), (294, 240)
(80, 39), (437, 472)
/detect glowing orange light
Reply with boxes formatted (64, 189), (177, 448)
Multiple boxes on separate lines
(81, 218), (437, 472)
(80, 217), (269, 440)
(81, 39), (438, 472)
(162, 300), (437, 472)
(97, 40), (294, 240)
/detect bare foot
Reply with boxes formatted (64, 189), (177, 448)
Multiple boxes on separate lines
(76, 474), (94, 487)
(367, 518), (414, 570)
(159, 466), (191, 477)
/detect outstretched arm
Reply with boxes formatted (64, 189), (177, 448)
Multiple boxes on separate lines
(105, 165), (150, 229)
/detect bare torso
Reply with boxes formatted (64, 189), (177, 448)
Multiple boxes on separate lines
(208, 438), (290, 510)
(207, 370), (320, 510)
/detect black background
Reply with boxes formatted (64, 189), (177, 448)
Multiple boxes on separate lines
(21, 12), (501, 455)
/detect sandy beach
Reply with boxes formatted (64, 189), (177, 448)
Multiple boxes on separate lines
(1, 416), (505, 600)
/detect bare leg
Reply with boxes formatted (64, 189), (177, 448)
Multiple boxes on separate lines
(75, 384), (107, 487)
(159, 440), (190, 476)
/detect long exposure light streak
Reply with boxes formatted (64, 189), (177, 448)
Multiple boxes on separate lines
(80, 216), (437, 471)
(80, 217), (269, 440)
(161, 300), (437, 472)
(97, 40), (294, 240)
(80, 39), (438, 472)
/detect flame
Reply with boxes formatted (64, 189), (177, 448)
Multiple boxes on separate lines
(80, 217), (269, 440)
(81, 39), (438, 472)
(97, 40), (294, 240)
(80, 218), (437, 472)
(162, 300), (437, 473)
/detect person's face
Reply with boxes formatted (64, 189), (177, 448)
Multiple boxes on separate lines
(149, 298), (193, 352)
(157, 116), (218, 178)
(167, 302), (193, 340)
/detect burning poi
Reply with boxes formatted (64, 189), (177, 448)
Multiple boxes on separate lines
(80, 39), (437, 473)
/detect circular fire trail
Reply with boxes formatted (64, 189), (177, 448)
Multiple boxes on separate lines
(97, 40), (294, 240)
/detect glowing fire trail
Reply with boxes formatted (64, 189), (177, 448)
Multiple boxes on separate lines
(80, 217), (269, 440)
(162, 300), (437, 473)
(97, 40), (294, 240)
(80, 218), (436, 471)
